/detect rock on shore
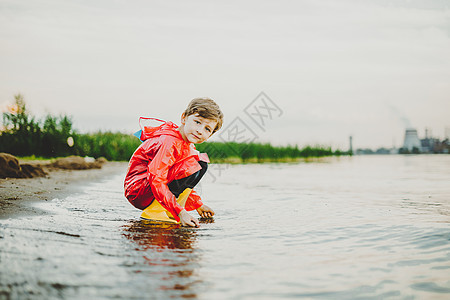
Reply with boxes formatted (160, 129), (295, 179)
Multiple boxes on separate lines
(0, 153), (107, 179)
(49, 156), (106, 170)
(0, 153), (47, 179)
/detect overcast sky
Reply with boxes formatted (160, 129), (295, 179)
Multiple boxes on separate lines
(1, 0), (449, 150)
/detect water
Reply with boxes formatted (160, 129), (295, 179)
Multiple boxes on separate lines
(1, 155), (449, 299)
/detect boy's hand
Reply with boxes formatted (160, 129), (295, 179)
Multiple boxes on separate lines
(197, 204), (215, 219)
(179, 209), (199, 227)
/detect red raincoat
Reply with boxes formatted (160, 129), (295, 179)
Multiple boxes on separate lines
(124, 119), (209, 222)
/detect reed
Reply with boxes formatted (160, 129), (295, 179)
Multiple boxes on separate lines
(1, 94), (347, 162)
(196, 142), (344, 163)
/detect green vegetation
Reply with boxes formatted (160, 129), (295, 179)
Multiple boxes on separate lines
(1, 94), (347, 162)
(196, 142), (344, 163)
(74, 132), (141, 161)
(1, 94), (140, 161)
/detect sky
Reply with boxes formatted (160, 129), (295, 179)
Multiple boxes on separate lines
(1, 0), (449, 150)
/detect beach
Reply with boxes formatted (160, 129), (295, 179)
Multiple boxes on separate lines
(0, 160), (128, 220)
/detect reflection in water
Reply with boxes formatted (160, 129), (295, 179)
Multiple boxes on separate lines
(122, 220), (209, 298)
(123, 220), (198, 251)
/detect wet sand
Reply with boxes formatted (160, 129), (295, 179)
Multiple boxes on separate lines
(0, 161), (128, 220)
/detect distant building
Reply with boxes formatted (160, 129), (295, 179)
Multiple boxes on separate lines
(402, 128), (421, 152)
(356, 127), (449, 155)
(355, 147), (397, 155)
(421, 138), (439, 153)
(399, 127), (450, 154)
(356, 148), (374, 155)
(432, 139), (450, 154)
(375, 148), (391, 155)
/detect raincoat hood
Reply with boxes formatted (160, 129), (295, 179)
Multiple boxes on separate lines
(134, 118), (182, 142)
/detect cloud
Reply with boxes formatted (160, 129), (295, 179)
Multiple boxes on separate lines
(0, 0), (449, 148)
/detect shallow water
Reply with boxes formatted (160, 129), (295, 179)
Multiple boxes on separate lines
(1, 155), (449, 299)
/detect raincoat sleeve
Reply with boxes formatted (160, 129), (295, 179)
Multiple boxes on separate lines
(146, 137), (184, 221)
(184, 190), (204, 212)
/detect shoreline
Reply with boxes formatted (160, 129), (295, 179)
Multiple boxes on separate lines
(0, 161), (128, 220)
(0, 156), (339, 220)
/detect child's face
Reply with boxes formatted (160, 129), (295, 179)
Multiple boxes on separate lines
(180, 113), (217, 144)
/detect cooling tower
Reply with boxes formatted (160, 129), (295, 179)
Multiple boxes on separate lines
(403, 128), (421, 151)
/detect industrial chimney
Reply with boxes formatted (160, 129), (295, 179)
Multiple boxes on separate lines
(349, 136), (353, 155)
(402, 128), (421, 152)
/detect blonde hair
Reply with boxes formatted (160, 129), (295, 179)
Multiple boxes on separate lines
(183, 97), (223, 133)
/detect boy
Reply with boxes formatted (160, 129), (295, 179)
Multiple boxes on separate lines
(124, 98), (223, 227)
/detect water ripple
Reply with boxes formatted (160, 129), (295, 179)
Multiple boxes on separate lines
(1, 156), (450, 299)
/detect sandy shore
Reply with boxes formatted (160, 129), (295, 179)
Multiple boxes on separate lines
(0, 161), (128, 219)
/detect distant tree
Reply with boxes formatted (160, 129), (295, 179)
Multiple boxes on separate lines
(2, 94), (32, 132)
(0, 94), (41, 156)
(59, 115), (73, 137)
(42, 115), (59, 156)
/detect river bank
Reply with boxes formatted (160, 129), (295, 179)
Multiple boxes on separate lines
(0, 160), (128, 219)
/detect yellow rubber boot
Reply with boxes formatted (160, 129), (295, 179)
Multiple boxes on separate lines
(140, 188), (192, 223)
